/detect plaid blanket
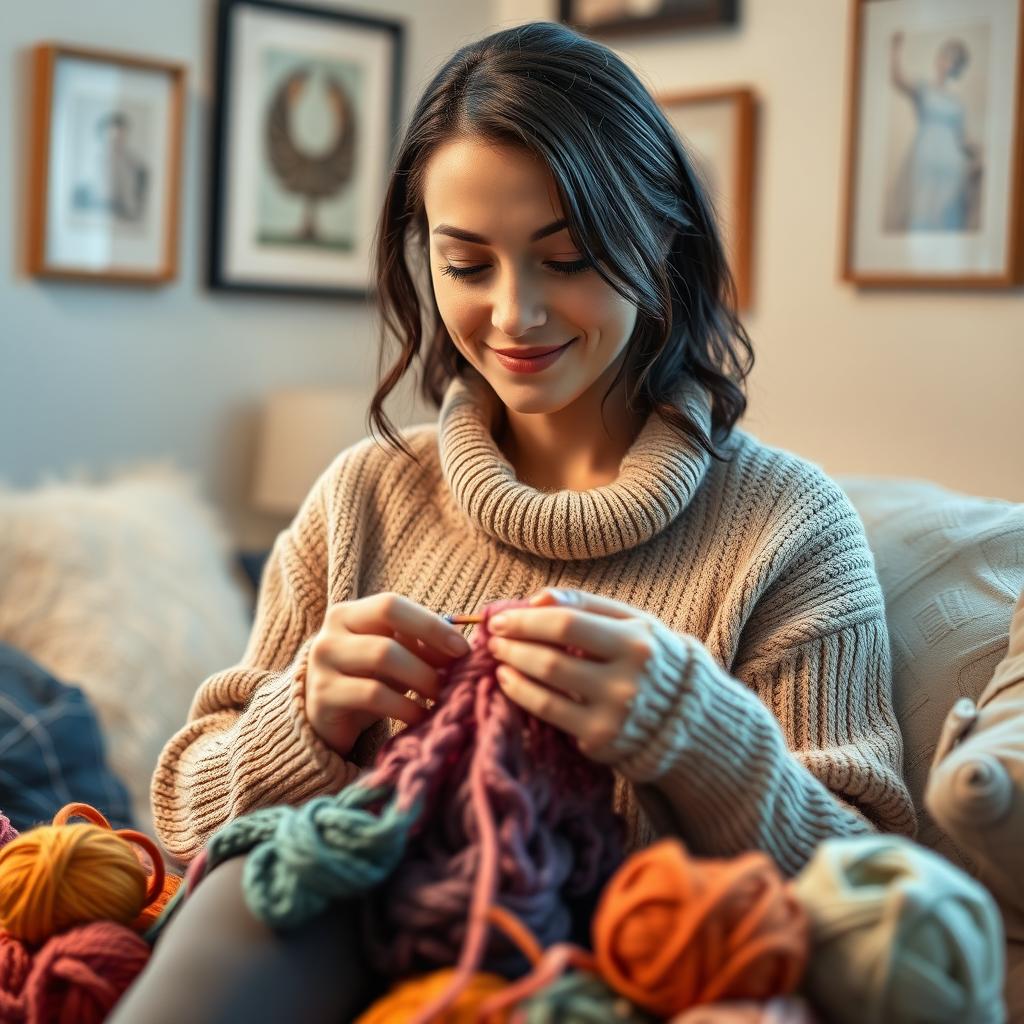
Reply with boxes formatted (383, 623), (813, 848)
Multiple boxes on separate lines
(0, 642), (134, 832)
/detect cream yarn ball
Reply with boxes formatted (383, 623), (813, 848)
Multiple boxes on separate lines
(791, 835), (1005, 1024)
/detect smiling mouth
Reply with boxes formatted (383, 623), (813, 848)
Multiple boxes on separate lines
(493, 338), (577, 358)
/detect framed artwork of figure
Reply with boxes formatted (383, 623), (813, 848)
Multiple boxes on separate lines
(841, 0), (1024, 287)
(208, 0), (404, 298)
(27, 43), (186, 285)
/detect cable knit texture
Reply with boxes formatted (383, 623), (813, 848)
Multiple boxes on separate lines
(151, 367), (916, 872)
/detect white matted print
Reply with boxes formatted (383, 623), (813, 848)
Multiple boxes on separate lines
(29, 46), (185, 284)
(210, 0), (404, 297)
(842, 0), (1024, 286)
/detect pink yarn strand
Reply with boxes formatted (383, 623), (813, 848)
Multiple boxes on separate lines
(407, 671), (503, 1023)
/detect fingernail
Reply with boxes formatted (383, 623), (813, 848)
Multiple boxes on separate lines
(445, 633), (469, 655)
(489, 614), (509, 633)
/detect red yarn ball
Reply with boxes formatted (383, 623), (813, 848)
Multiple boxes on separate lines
(0, 919), (150, 1023)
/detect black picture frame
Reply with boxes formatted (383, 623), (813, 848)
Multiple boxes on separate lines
(207, 0), (404, 299)
(559, 0), (738, 38)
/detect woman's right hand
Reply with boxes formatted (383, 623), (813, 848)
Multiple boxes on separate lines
(305, 592), (472, 758)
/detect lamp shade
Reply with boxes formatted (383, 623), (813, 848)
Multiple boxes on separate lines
(252, 388), (369, 515)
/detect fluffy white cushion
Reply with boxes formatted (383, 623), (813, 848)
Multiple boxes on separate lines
(0, 463), (253, 834)
(838, 476), (1024, 873)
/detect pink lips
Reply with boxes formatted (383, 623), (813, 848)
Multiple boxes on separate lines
(492, 337), (577, 374)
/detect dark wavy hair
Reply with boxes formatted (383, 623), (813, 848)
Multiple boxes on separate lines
(368, 20), (754, 465)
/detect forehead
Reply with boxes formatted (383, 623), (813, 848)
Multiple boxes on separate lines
(422, 137), (564, 235)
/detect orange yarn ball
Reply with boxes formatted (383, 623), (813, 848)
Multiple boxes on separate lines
(354, 968), (511, 1023)
(0, 824), (147, 945)
(131, 869), (182, 932)
(592, 839), (809, 1017)
(0, 803), (164, 947)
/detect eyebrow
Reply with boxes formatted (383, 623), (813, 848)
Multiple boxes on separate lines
(431, 218), (569, 245)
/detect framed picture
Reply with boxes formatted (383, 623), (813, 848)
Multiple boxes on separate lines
(657, 87), (757, 309)
(559, 0), (737, 38)
(841, 0), (1024, 287)
(28, 44), (186, 285)
(208, 0), (404, 298)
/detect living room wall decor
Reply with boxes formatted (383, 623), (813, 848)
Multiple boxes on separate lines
(207, 0), (404, 299)
(559, 0), (738, 38)
(656, 86), (757, 310)
(27, 43), (186, 285)
(841, 0), (1024, 287)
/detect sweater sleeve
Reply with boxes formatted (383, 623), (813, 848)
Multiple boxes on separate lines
(606, 618), (917, 877)
(150, 461), (362, 864)
(601, 465), (918, 877)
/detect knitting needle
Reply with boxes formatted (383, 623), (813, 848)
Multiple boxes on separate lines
(444, 613), (483, 624)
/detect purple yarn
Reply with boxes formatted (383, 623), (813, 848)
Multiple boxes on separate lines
(0, 811), (17, 849)
(358, 598), (627, 979)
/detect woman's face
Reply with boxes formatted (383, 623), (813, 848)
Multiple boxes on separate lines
(421, 137), (638, 416)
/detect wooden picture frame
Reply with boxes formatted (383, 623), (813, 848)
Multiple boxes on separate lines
(207, 0), (404, 299)
(656, 86), (757, 310)
(840, 0), (1024, 287)
(559, 0), (738, 38)
(28, 43), (186, 285)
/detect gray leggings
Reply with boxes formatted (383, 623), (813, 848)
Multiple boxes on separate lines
(109, 857), (388, 1024)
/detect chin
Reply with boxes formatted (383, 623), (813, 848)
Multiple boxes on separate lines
(492, 378), (585, 414)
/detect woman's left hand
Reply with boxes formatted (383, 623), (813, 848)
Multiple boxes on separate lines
(485, 587), (679, 763)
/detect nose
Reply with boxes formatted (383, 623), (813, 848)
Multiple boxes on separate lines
(490, 266), (547, 339)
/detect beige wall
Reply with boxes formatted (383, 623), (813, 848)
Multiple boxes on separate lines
(497, 0), (1024, 501)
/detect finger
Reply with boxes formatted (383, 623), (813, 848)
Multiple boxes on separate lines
(487, 606), (636, 663)
(495, 665), (591, 738)
(327, 674), (431, 729)
(392, 629), (461, 670)
(487, 635), (601, 704)
(346, 592), (471, 660)
(526, 588), (641, 621)
(312, 633), (446, 703)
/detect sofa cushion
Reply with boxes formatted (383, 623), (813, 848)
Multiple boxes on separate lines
(0, 464), (254, 836)
(0, 641), (134, 832)
(838, 476), (1024, 872)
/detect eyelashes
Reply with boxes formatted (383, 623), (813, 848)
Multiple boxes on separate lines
(439, 259), (592, 282)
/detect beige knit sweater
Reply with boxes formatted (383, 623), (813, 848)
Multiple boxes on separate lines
(152, 368), (917, 873)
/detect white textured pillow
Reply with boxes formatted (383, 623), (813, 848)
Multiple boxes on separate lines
(0, 463), (253, 834)
(838, 476), (1024, 872)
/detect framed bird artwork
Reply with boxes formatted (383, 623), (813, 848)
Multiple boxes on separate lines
(207, 0), (404, 298)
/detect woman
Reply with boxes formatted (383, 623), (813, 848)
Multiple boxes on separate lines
(887, 31), (983, 232)
(114, 21), (915, 1022)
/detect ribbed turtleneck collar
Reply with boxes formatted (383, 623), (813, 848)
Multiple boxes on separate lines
(437, 368), (714, 560)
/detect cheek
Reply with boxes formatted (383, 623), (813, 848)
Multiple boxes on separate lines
(572, 280), (637, 343)
(433, 278), (486, 342)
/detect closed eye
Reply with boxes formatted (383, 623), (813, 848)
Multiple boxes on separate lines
(439, 259), (592, 282)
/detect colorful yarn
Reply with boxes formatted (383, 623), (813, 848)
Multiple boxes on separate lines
(591, 839), (809, 1017)
(791, 834), (1005, 1024)
(512, 970), (655, 1023)
(668, 997), (817, 1023)
(0, 919), (150, 1023)
(150, 599), (625, 1024)
(0, 802), (165, 946)
(0, 811), (17, 850)
(353, 968), (510, 1023)
(131, 870), (182, 932)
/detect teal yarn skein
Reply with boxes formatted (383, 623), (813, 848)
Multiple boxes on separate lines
(240, 786), (416, 927)
(791, 834), (1005, 1024)
(517, 971), (656, 1022)
(145, 783), (417, 941)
